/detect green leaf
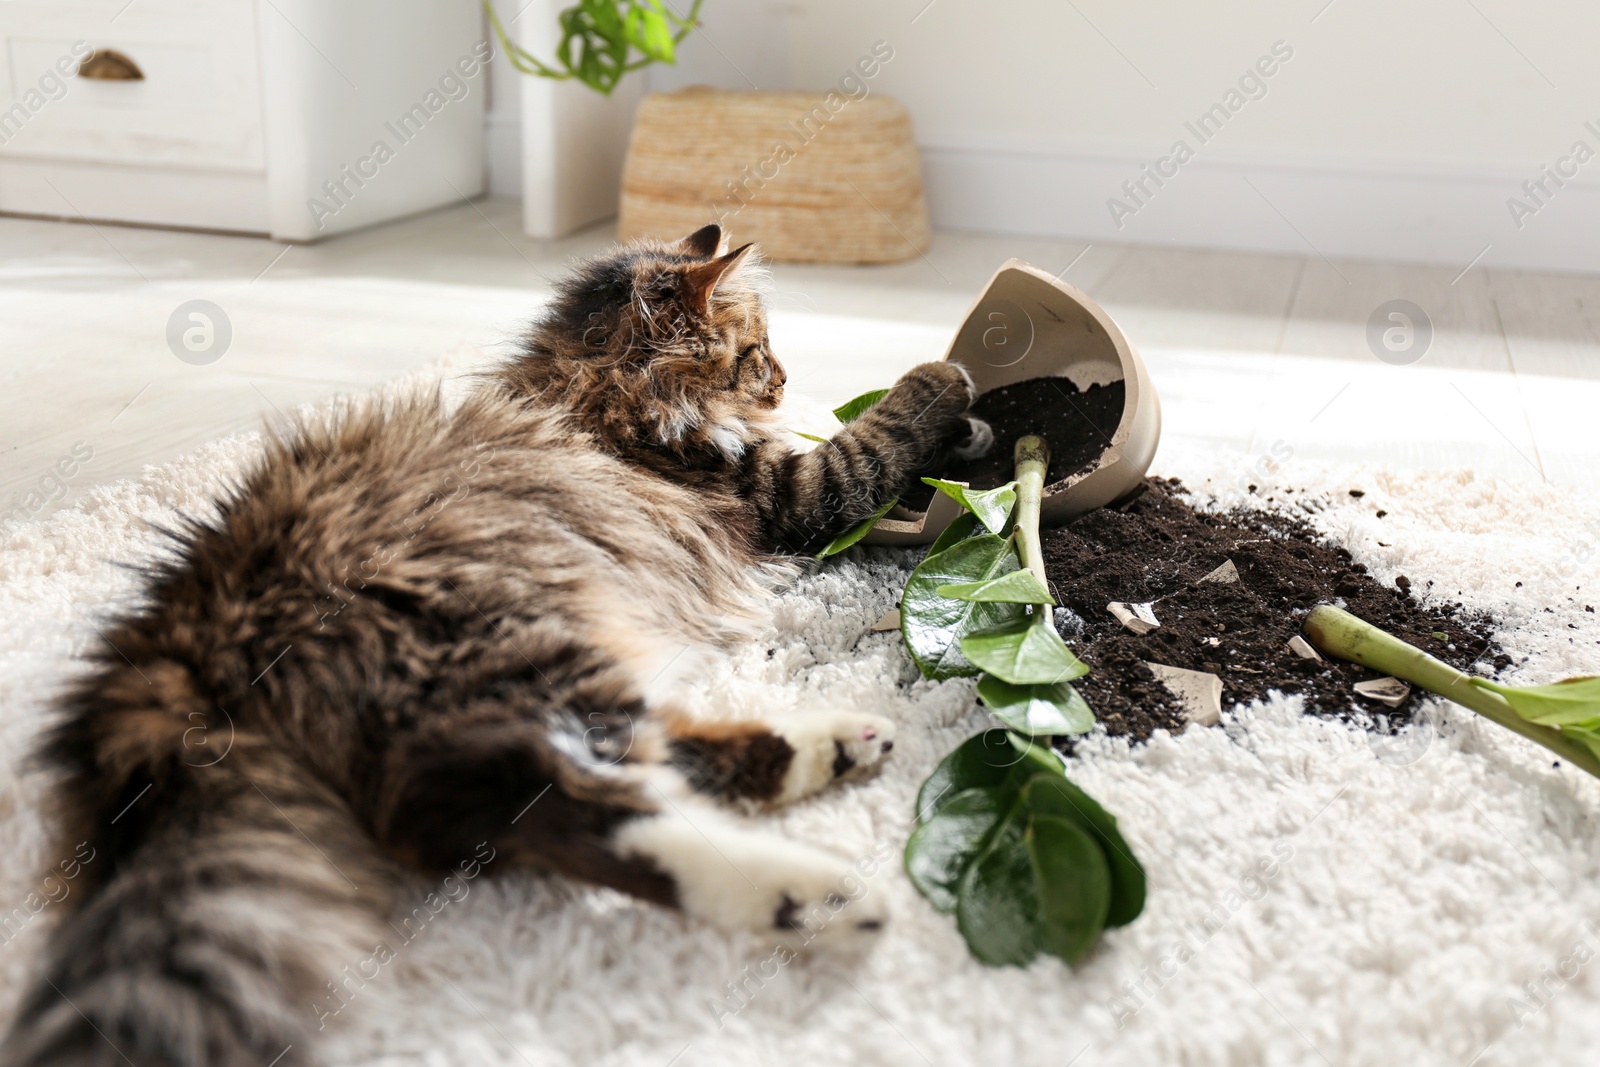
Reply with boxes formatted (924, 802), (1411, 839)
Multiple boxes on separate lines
(1027, 815), (1112, 964)
(790, 429), (829, 444)
(1564, 723), (1600, 764)
(915, 729), (1061, 824)
(961, 617), (1090, 686)
(977, 676), (1095, 736)
(816, 497), (898, 559)
(832, 388), (890, 423)
(921, 478), (1019, 534)
(927, 512), (982, 556)
(1471, 676), (1600, 726)
(630, 5), (676, 60)
(905, 788), (1006, 913)
(955, 807), (1040, 967)
(901, 535), (1027, 679)
(1023, 775), (1146, 928)
(938, 568), (1055, 605)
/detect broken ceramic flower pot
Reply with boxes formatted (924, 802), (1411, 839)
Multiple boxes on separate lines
(862, 258), (1162, 546)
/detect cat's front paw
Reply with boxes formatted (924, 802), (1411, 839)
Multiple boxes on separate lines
(895, 361), (977, 410)
(772, 712), (896, 804)
(953, 416), (994, 460)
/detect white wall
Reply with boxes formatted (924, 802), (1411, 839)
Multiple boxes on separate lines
(489, 0), (1600, 272)
(484, 1), (795, 198)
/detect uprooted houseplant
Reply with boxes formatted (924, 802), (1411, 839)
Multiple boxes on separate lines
(1305, 605), (1600, 780)
(819, 389), (1146, 966)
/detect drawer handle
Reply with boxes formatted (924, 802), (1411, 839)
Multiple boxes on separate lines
(78, 49), (144, 81)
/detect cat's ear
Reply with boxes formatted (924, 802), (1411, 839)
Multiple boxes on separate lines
(683, 243), (754, 316)
(677, 223), (726, 258)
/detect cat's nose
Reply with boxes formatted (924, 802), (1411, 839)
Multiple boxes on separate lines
(768, 357), (787, 388)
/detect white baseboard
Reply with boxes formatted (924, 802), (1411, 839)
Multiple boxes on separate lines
(921, 143), (1600, 275)
(0, 157), (269, 234)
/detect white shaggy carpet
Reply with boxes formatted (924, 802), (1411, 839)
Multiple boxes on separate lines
(2, 353), (1600, 1067)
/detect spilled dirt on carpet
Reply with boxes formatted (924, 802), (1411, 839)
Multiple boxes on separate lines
(1038, 478), (1508, 744)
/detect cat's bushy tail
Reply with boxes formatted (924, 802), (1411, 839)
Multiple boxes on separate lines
(3, 754), (393, 1067)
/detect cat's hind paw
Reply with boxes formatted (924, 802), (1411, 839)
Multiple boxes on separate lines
(767, 848), (889, 948)
(773, 712), (896, 804)
(616, 812), (889, 948)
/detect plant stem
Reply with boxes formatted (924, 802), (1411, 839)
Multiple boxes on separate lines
(1014, 435), (1052, 627)
(1304, 605), (1600, 780)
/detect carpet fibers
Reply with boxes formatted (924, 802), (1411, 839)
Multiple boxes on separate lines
(2, 359), (1598, 1067)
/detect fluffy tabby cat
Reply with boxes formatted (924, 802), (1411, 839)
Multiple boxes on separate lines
(4, 224), (991, 1067)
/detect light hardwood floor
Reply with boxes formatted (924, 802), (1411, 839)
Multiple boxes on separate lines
(2, 198), (1597, 533)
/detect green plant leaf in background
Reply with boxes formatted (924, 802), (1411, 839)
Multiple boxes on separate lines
(921, 478), (1020, 534)
(905, 788), (1007, 913)
(816, 496), (899, 559)
(961, 617), (1090, 686)
(1470, 676), (1600, 725)
(832, 388), (891, 423)
(1023, 775), (1146, 927)
(902, 535), (1027, 679)
(976, 676), (1094, 737)
(1027, 816), (1112, 964)
(938, 568), (1055, 605)
(485, 0), (703, 95)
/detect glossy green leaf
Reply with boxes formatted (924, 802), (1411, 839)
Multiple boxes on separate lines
(832, 388), (890, 423)
(1027, 815), (1112, 964)
(927, 512), (982, 556)
(955, 808), (1040, 967)
(1471, 676), (1600, 726)
(901, 535), (1027, 679)
(915, 729), (1061, 823)
(1023, 775), (1146, 928)
(816, 497), (898, 559)
(977, 676), (1095, 736)
(939, 568), (1055, 605)
(961, 617), (1090, 686)
(921, 478), (1019, 534)
(905, 788), (1006, 913)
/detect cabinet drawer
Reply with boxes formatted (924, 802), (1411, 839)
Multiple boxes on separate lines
(0, 0), (264, 170)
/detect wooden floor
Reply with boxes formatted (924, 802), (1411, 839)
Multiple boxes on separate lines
(2, 198), (1598, 531)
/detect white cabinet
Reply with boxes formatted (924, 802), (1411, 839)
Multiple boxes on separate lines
(0, 0), (486, 241)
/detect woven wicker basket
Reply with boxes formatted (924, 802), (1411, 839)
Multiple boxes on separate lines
(617, 87), (930, 264)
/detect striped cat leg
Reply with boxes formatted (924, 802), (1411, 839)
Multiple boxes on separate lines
(371, 690), (888, 944)
(663, 711), (896, 805)
(380, 735), (888, 945)
(744, 361), (985, 553)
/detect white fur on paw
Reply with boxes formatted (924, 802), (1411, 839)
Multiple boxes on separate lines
(772, 712), (896, 804)
(615, 811), (889, 946)
(951, 361), (978, 401)
(764, 844), (888, 948)
(954, 416), (994, 460)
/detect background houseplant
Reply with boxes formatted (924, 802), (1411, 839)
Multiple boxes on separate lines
(484, 0), (701, 238)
